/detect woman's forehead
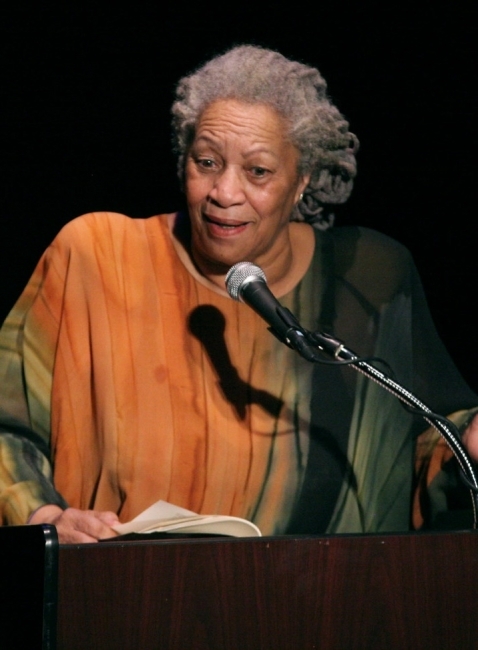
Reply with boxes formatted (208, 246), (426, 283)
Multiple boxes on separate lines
(194, 99), (293, 151)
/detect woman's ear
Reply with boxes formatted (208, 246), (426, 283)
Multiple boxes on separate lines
(295, 174), (310, 203)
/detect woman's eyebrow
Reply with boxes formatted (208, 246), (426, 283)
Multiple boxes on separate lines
(193, 135), (279, 160)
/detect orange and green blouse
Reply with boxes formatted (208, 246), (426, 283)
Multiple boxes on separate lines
(0, 212), (476, 533)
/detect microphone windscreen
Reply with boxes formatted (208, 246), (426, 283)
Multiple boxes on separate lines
(225, 262), (267, 301)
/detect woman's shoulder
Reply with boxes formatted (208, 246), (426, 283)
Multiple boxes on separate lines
(329, 225), (411, 258)
(326, 225), (412, 272)
(320, 225), (415, 304)
(51, 212), (173, 251)
(56, 211), (171, 237)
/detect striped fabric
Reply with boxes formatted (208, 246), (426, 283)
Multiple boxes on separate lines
(0, 212), (476, 532)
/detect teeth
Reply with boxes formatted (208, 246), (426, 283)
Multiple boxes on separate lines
(210, 221), (241, 228)
(205, 216), (244, 228)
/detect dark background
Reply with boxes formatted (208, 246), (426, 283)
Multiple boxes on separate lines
(2, 6), (477, 389)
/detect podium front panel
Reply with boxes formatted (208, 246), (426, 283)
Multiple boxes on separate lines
(58, 531), (478, 649)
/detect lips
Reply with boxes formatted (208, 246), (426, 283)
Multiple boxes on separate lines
(204, 214), (247, 227)
(203, 213), (250, 235)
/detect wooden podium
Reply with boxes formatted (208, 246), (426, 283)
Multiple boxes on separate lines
(55, 530), (478, 649)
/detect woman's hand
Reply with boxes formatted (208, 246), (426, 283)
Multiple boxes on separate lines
(462, 413), (478, 463)
(29, 505), (120, 543)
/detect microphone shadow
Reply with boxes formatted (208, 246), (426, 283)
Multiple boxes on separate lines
(188, 305), (284, 422)
(187, 304), (359, 530)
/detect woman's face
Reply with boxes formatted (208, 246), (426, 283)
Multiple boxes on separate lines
(185, 99), (309, 280)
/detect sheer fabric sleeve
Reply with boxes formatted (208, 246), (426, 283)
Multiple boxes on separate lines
(0, 244), (68, 524)
(406, 245), (478, 528)
(329, 227), (478, 531)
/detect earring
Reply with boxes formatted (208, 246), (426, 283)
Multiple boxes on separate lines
(299, 193), (304, 201)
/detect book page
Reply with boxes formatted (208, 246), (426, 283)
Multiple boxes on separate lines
(112, 500), (261, 537)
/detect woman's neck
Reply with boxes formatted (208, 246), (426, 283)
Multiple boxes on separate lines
(168, 212), (315, 299)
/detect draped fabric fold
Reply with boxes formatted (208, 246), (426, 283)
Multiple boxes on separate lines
(0, 212), (476, 532)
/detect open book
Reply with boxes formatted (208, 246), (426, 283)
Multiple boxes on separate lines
(112, 500), (262, 538)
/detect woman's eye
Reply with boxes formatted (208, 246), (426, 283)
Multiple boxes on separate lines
(197, 158), (216, 169)
(250, 166), (269, 178)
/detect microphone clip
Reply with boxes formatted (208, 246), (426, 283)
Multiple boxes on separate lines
(266, 306), (323, 363)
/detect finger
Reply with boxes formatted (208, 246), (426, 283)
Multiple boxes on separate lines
(58, 509), (116, 541)
(55, 525), (101, 544)
(94, 510), (120, 526)
(78, 511), (118, 539)
(462, 414), (478, 463)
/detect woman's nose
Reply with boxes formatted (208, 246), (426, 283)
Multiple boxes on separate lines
(208, 166), (246, 207)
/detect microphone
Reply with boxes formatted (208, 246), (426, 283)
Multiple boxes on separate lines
(227, 274), (478, 522)
(225, 262), (319, 361)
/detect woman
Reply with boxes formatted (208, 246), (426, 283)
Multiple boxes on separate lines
(1, 45), (477, 542)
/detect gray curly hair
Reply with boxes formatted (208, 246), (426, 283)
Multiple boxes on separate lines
(171, 45), (359, 230)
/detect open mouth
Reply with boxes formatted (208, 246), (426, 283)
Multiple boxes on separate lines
(204, 214), (249, 231)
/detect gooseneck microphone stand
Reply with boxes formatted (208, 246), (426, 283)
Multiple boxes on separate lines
(308, 329), (478, 528)
(226, 261), (478, 528)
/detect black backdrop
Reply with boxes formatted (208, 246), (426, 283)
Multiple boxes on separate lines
(2, 6), (477, 390)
